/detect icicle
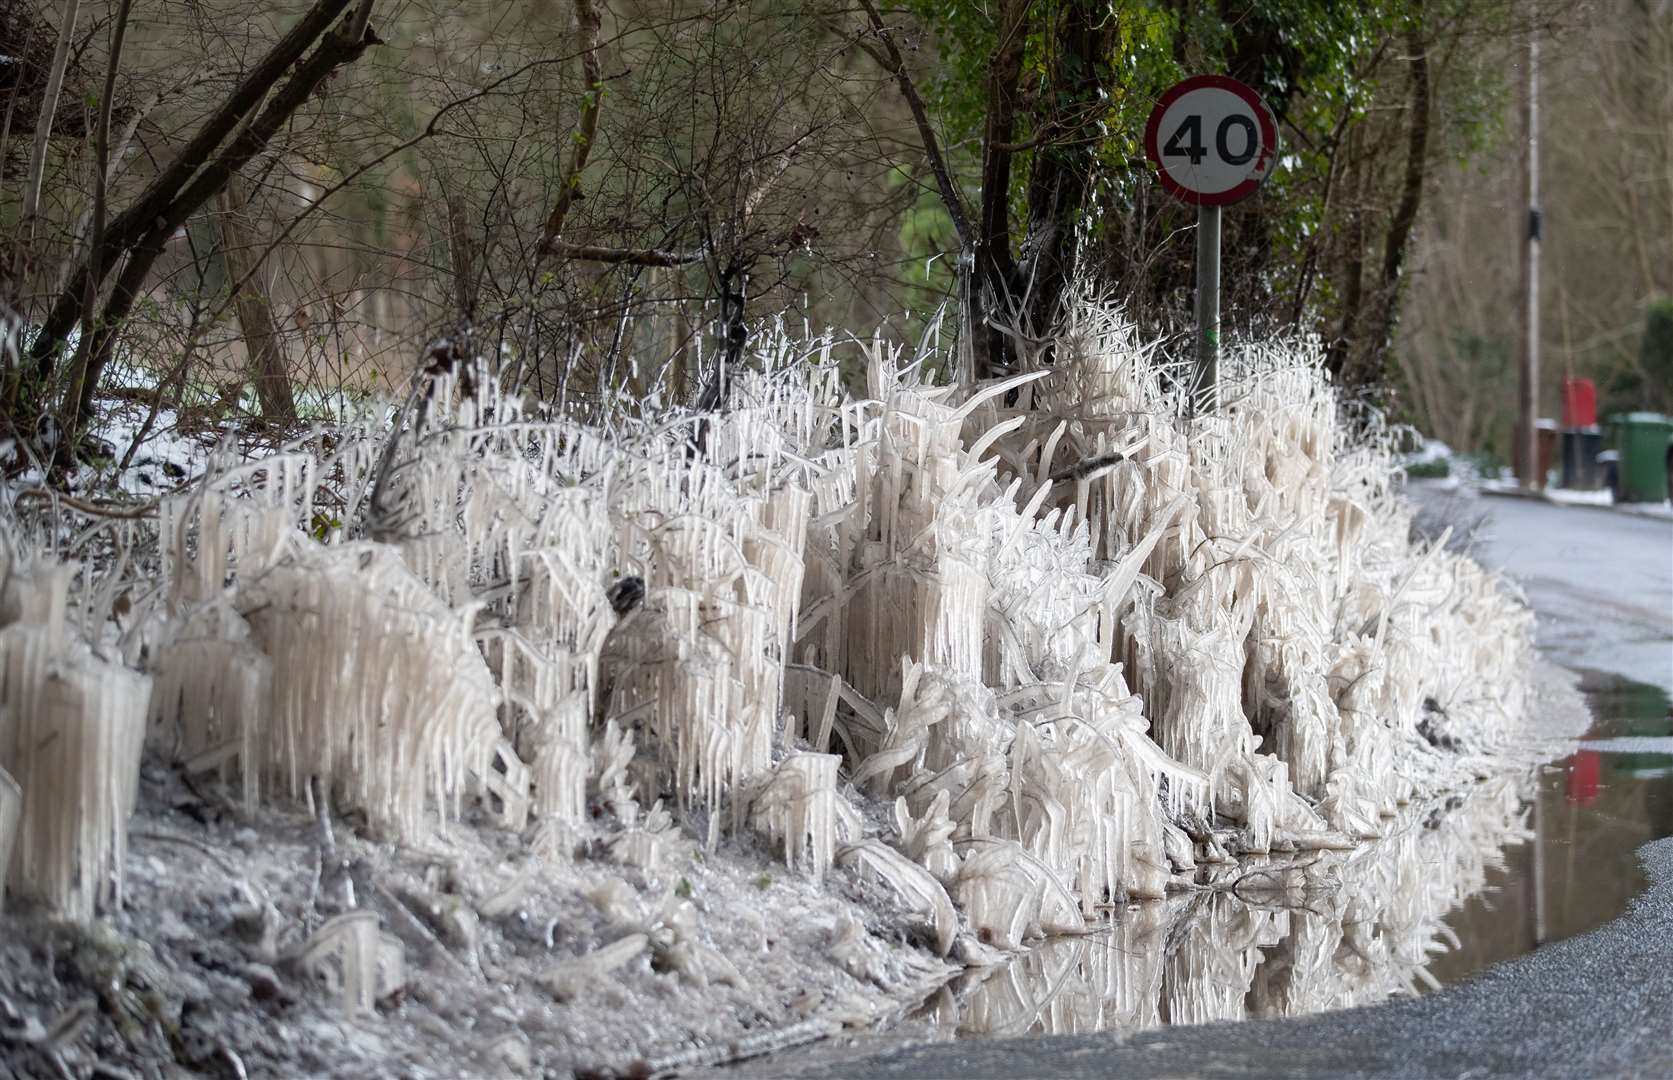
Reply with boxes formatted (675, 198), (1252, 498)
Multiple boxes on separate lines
(148, 600), (269, 807)
(0, 558), (150, 923)
(749, 753), (842, 881)
(0, 763), (18, 912)
(296, 912), (405, 1017)
(235, 543), (502, 842)
(485, 739), (533, 831)
(894, 792), (960, 883)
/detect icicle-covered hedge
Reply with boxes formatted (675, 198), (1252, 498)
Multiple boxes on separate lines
(0, 302), (1532, 957)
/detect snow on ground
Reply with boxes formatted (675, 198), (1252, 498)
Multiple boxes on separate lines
(0, 765), (954, 1079)
(1400, 437), (1489, 486)
(1545, 486), (1673, 520)
(1478, 475), (1673, 519)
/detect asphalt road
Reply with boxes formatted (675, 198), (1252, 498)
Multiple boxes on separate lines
(1430, 488), (1672, 694)
(756, 492), (1673, 1080)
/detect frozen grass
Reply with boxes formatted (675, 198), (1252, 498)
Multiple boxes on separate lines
(0, 300), (1541, 1073)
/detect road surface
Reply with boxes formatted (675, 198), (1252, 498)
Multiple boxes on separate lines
(1446, 488), (1673, 694)
(746, 491), (1673, 1080)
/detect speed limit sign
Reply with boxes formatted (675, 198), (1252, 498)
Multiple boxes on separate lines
(1143, 75), (1278, 411)
(1144, 75), (1278, 206)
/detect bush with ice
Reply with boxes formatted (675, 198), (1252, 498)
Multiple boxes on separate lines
(0, 295), (1533, 1020)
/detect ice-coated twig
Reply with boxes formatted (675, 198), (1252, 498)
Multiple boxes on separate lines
(291, 911), (405, 1017)
(540, 933), (648, 1002)
(837, 840), (958, 956)
(372, 881), (474, 979)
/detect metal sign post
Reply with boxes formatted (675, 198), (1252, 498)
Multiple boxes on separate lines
(1144, 75), (1278, 414)
(1195, 204), (1221, 406)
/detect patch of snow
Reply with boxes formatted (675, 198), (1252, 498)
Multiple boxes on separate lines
(1580, 736), (1673, 754)
(1545, 487), (1615, 508)
(1407, 437), (1453, 466)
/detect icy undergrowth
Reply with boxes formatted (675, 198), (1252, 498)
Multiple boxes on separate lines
(0, 301), (1535, 1068)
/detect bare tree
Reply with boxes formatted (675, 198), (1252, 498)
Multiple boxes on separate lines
(1397, 0), (1673, 457)
(7, 0), (383, 462)
(216, 173), (297, 421)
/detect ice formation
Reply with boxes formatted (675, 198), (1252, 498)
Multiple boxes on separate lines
(0, 298), (1533, 989)
(924, 773), (1530, 1038)
(294, 911), (407, 1016)
(749, 753), (848, 882)
(837, 839), (958, 955)
(0, 552), (150, 921)
(0, 765), (19, 913)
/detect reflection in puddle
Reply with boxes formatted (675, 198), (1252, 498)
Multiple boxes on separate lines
(919, 777), (1528, 1038)
(915, 673), (1673, 1040)
(1430, 672), (1673, 985)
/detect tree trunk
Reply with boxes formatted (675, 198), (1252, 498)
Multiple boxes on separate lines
(14, 0), (81, 284)
(1361, 12), (1432, 388)
(1326, 140), (1368, 381)
(972, 0), (1030, 378)
(217, 173), (297, 422)
(1020, 0), (1116, 346)
(51, 4), (381, 461)
(669, 268), (691, 404)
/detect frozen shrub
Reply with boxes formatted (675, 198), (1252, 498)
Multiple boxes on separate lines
(0, 297), (1535, 951)
(0, 557), (149, 921)
(234, 541), (503, 841)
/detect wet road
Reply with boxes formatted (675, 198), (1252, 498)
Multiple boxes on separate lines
(1435, 488), (1672, 693)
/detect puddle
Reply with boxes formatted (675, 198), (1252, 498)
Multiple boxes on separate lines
(1427, 671), (1673, 986)
(805, 672), (1673, 1049)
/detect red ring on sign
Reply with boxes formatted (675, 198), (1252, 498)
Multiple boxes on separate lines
(1143, 75), (1279, 206)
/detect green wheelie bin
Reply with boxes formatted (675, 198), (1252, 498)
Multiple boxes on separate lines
(1609, 412), (1673, 503)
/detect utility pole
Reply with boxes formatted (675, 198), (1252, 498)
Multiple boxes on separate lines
(1518, 18), (1541, 490)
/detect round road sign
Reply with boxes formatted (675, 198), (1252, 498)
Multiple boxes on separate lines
(1144, 76), (1278, 206)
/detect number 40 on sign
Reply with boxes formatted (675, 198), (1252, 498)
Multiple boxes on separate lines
(1144, 75), (1278, 205)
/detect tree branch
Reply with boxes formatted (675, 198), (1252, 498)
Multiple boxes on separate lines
(545, 242), (707, 267)
(534, 0), (604, 266)
(15, 0), (83, 278)
(27, 0), (361, 379)
(55, 7), (385, 454)
(856, 0), (972, 249)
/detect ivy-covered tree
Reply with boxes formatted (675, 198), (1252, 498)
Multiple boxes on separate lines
(850, 0), (1529, 389)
